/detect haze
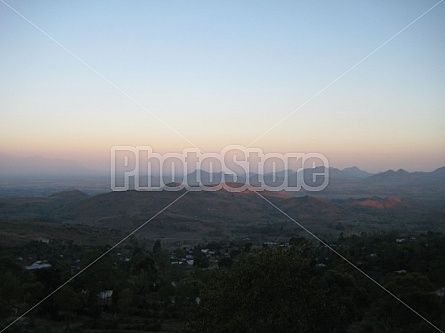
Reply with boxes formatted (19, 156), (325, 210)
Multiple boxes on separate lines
(1, 1), (444, 174)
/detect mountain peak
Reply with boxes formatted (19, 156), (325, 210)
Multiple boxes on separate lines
(341, 166), (372, 179)
(343, 166), (360, 171)
(366, 168), (415, 183)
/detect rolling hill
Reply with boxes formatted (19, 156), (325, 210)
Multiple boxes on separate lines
(0, 183), (444, 245)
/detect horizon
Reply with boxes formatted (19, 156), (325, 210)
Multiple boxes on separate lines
(1, 150), (444, 177)
(1, 1), (444, 177)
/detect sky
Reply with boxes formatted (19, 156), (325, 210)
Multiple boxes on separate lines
(0, 0), (444, 173)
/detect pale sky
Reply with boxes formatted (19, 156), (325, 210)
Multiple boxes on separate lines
(1, 0), (444, 173)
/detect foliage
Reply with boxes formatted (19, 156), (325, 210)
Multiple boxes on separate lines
(190, 246), (364, 333)
(1, 232), (445, 332)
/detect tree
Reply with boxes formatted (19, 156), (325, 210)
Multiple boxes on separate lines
(190, 247), (364, 333)
(53, 285), (82, 328)
(365, 273), (443, 332)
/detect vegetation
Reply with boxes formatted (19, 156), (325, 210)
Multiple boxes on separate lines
(1, 232), (445, 332)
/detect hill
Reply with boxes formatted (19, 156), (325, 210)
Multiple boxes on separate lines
(1, 185), (444, 245)
(279, 196), (345, 219)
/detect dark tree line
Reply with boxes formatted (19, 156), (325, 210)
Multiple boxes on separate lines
(189, 232), (445, 333)
(1, 232), (445, 332)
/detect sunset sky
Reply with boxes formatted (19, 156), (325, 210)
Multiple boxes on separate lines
(1, 0), (444, 173)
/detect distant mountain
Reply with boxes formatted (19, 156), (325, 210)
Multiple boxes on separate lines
(1, 153), (444, 210)
(300, 166), (372, 181)
(366, 169), (413, 183)
(185, 170), (248, 185)
(247, 166), (372, 188)
(427, 166), (445, 182)
(366, 167), (445, 184)
(341, 166), (373, 179)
